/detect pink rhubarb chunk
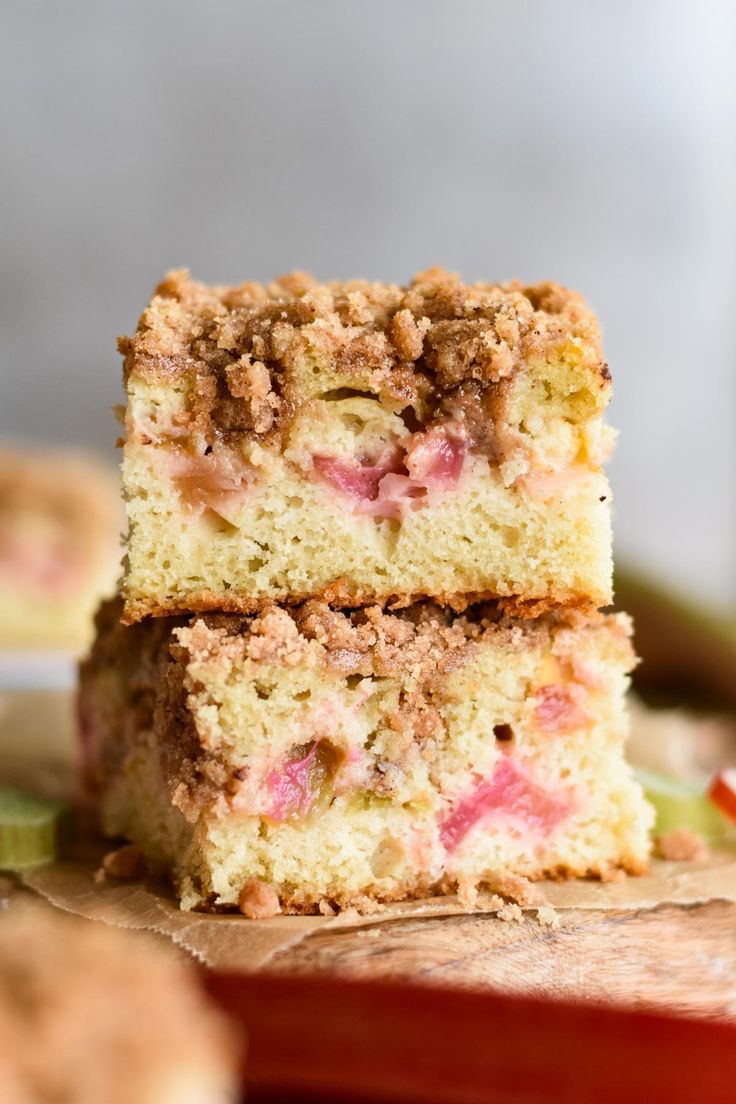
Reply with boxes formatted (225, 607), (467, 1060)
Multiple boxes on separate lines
(311, 447), (403, 503)
(439, 756), (571, 853)
(517, 462), (593, 502)
(534, 684), (590, 733)
(404, 427), (466, 487)
(266, 744), (320, 821)
(157, 446), (254, 518)
(312, 427), (466, 520)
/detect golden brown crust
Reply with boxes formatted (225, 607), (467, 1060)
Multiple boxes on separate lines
(121, 584), (604, 626)
(189, 856), (649, 916)
(120, 267), (609, 447)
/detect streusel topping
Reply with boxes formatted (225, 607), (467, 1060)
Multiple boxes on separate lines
(120, 268), (608, 444)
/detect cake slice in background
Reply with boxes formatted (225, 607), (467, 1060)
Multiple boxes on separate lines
(79, 597), (652, 914)
(0, 903), (239, 1103)
(120, 268), (614, 622)
(0, 444), (121, 650)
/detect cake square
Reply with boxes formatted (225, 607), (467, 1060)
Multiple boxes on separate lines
(79, 599), (651, 914)
(0, 446), (121, 650)
(119, 268), (614, 622)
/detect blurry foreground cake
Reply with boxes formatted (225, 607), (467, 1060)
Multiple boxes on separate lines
(79, 598), (652, 913)
(0, 445), (121, 650)
(119, 268), (614, 622)
(0, 904), (238, 1103)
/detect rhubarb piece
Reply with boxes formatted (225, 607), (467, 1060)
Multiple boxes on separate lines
(0, 445), (121, 650)
(120, 268), (614, 621)
(0, 786), (69, 870)
(79, 598), (652, 913)
(635, 768), (727, 840)
(708, 769), (736, 824)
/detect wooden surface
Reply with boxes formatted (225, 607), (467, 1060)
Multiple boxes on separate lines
(268, 899), (736, 1019)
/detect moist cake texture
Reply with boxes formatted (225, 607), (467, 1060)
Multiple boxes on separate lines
(80, 598), (652, 913)
(0, 445), (121, 649)
(120, 268), (614, 621)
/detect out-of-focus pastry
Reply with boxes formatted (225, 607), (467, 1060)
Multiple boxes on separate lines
(0, 903), (239, 1103)
(0, 445), (121, 650)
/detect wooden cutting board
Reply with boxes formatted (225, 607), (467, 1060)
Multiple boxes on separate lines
(265, 899), (736, 1019)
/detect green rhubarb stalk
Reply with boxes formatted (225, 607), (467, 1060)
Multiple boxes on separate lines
(635, 768), (728, 840)
(0, 786), (69, 870)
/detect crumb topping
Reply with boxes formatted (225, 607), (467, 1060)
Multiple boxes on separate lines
(100, 844), (144, 880)
(120, 267), (608, 447)
(173, 597), (583, 686)
(238, 877), (281, 919)
(654, 828), (709, 862)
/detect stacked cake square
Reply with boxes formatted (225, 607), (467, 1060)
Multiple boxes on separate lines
(80, 267), (653, 914)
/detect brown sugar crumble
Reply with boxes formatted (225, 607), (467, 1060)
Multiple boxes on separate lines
(238, 878), (282, 919)
(99, 844), (145, 880)
(655, 828), (709, 863)
(120, 267), (608, 448)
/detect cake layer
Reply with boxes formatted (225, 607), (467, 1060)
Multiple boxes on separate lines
(120, 268), (614, 621)
(0, 446), (121, 650)
(79, 599), (652, 913)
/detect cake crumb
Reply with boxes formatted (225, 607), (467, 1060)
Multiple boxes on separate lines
(536, 904), (561, 929)
(497, 902), (524, 923)
(238, 878), (281, 919)
(100, 844), (144, 880)
(655, 828), (709, 862)
(318, 898), (337, 917)
(485, 893), (505, 913)
(457, 876), (479, 910)
(486, 871), (545, 906)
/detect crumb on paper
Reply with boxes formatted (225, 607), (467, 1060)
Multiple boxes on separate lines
(497, 903), (524, 924)
(485, 893), (505, 913)
(486, 872), (545, 907)
(238, 878), (281, 920)
(318, 898), (337, 917)
(356, 927), (382, 939)
(457, 876), (479, 910)
(340, 897), (387, 918)
(536, 904), (561, 929)
(99, 844), (144, 880)
(655, 828), (709, 863)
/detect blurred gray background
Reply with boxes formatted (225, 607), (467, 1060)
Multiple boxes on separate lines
(2, 0), (735, 604)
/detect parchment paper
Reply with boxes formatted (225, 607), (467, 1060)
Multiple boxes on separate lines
(19, 845), (736, 971)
